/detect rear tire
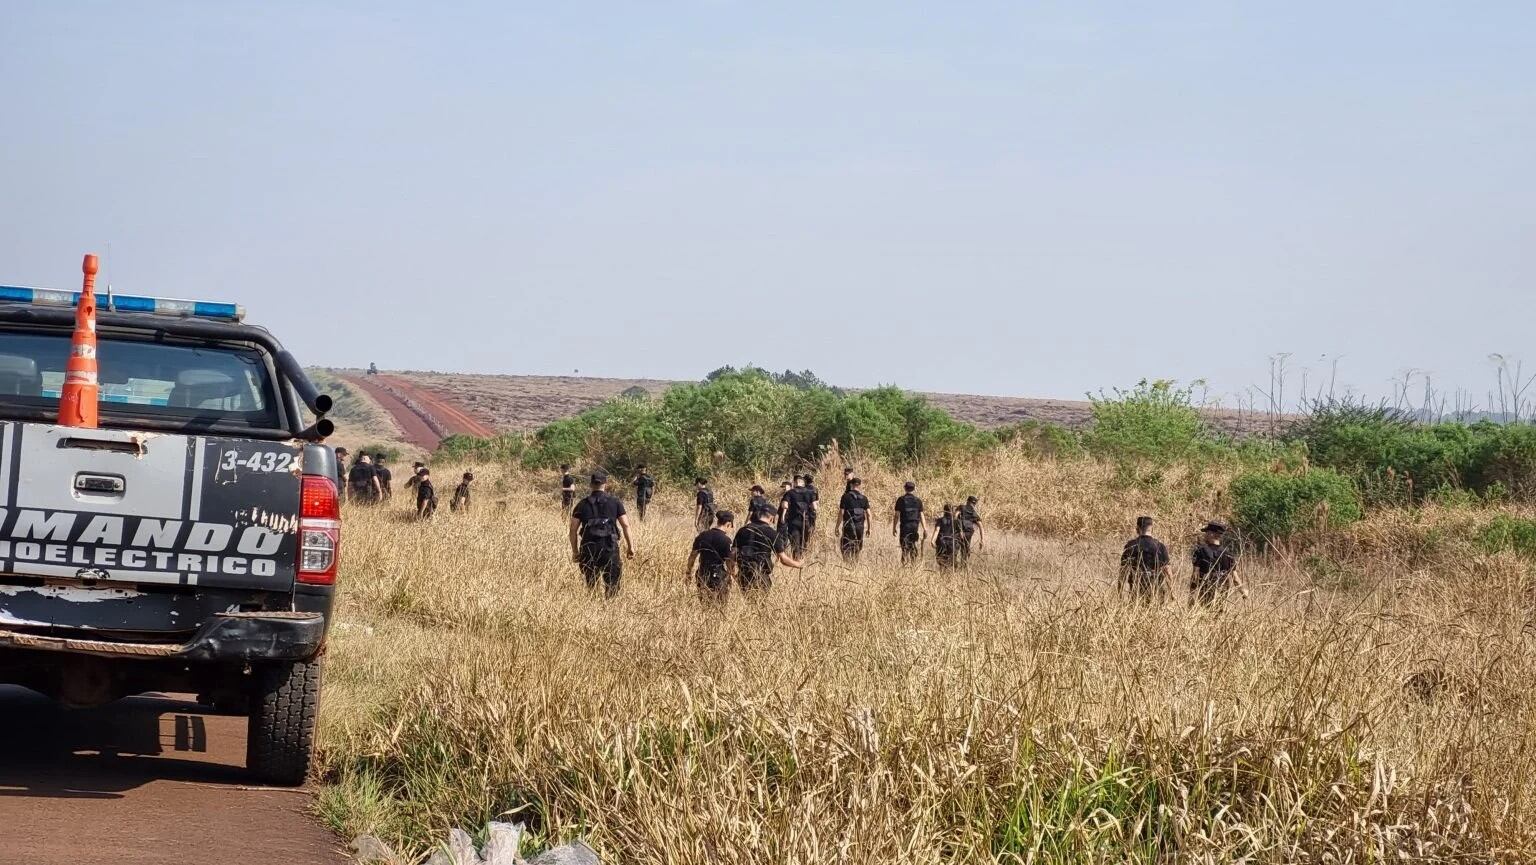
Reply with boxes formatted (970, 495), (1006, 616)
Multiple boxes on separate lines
(246, 659), (320, 786)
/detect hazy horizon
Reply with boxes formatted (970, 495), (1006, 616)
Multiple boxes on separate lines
(3, 2), (1532, 409)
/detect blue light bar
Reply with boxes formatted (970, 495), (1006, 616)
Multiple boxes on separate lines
(0, 284), (245, 321)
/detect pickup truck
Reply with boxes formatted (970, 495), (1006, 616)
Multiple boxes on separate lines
(0, 284), (339, 785)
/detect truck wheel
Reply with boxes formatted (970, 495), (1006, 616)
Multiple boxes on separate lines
(246, 659), (320, 786)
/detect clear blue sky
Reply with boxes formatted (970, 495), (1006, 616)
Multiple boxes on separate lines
(2, 2), (1532, 407)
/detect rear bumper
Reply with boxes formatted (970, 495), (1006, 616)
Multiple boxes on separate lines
(0, 611), (325, 663)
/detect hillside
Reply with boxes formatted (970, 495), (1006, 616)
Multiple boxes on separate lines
(322, 369), (1276, 445)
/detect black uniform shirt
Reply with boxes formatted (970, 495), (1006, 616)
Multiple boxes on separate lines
(935, 514), (961, 540)
(573, 492), (626, 543)
(348, 462), (376, 489)
(784, 487), (813, 521)
(895, 493), (925, 526)
(734, 521), (788, 561)
(376, 466), (393, 489)
(1193, 542), (1237, 579)
(959, 503), (981, 529)
(748, 494), (771, 519)
(634, 474), (655, 497)
(696, 487), (715, 511)
(839, 490), (871, 524)
(1121, 535), (1169, 574)
(560, 473), (576, 491)
(416, 478), (436, 507)
(692, 528), (734, 571)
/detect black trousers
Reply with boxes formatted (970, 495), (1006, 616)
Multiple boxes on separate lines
(737, 558), (774, 594)
(636, 494), (651, 520)
(696, 563), (730, 604)
(840, 521), (866, 561)
(561, 490), (575, 511)
(899, 524), (922, 564)
(784, 519), (809, 556)
(579, 542), (622, 597)
(935, 537), (960, 569)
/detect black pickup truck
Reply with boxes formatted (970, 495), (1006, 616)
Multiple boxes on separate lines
(0, 288), (339, 785)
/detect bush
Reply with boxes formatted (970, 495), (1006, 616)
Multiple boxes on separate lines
(436, 434), (525, 463)
(1230, 468), (1363, 548)
(1084, 380), (1214, 464)
(1475, 514), (1536, 559)
(357, 442), (405, 462)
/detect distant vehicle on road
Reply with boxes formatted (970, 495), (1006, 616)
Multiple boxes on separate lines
(0, 268), (340, 785)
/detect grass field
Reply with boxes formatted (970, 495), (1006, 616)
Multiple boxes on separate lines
(316, 454), (1536, 863)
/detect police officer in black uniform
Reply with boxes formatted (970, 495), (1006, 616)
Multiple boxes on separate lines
(415, 467), (438, 518)
(892, 481), (926, 565)
(777, 480), (793, 527)
(933, 504), (963, 570)
(842, 466), (856, 492)
(632, 465), (656, 521)
(838, 477), (872, 562)
(958, 495), (984, 562)
(780, 475), (813, 557)
(802, 473), (820, 545)
(1120, 515), (1171, 602)
(747, 485), (771, 523)
(569, 471), (635, 598)
(688, 510), (736, 606)
(348, 453), (381, 504)
(1190, 520), (1245, 605)
(374, 454), (393, 501)
(333, 447), (349, 501)
(559, 464), (577, 513)
(733, 505), (804, 596)
(693, 478), (716, 532)
(450, 471), (474, 512)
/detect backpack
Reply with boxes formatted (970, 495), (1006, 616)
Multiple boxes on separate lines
(899, 496), (923, 524)
(581, 494), (618, 542)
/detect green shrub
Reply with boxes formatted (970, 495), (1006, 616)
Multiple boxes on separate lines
(1475, 514), (1536, 559)
(436, 434), (525, 463)
(1084, 380), (1213, 464)
(357, 442), (405, 462)
(1229, 468), (1362, 548)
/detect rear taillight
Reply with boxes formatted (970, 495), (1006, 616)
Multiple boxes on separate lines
(298, 475), (340, 586)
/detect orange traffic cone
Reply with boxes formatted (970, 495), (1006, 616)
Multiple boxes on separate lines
(57, 254), (100, 428)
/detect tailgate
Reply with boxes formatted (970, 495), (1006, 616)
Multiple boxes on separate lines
(0, 421), (301, 591)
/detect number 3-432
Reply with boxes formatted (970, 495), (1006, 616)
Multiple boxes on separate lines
(219, 450), (294, 473)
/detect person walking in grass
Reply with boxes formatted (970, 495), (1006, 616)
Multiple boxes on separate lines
(559, 464), (577, 514)
(802, 472), (821, 546)
(450, 471), (474, 512)
(403, 461), (426, 495)
(632, 465), (656, 521)
(1190, 520), (1246, 605)
(838, 477), (872, 563)
(414, 468), (438, 518)
(333, 447), (350, 502)
(780, 475), (814, 557)
(893, 481), (926, 565)
(933, 504), (964, 570)
(374, 454), (393, 501)
(747, 484), (771, 525)
(777, 480), (793, 527)
(694, 477), (716, 533)
(348, 453), (382, 505)
(1119, 515), (1171, 602)
(958, 495), (984, 563)
(688, 510), (736, 606)
(733, 504), (804, 597)
(570, 471), (635, 598)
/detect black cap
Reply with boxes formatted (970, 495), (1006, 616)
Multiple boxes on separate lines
(904, 481), (915, 492)
(1202, 520), (1228, 534)
(966, 495), (978, 504)
(591, 471), (609, 485)
(849, 477), (862, 486)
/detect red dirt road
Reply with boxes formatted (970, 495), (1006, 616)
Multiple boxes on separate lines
(341, 373), (497, 450)
(0, 686), (344, 865)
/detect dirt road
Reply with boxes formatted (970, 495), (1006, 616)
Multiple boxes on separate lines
(0, 686), (344, 865)
(341, 373), (497, 450)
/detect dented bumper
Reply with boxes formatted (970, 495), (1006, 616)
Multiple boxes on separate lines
(0, 611), (325, 662)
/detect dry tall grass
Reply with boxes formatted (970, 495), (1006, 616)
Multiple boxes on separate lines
(316, 455), (1536, 864)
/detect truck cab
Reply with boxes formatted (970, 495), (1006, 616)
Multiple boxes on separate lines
(0, 284), (338, 785)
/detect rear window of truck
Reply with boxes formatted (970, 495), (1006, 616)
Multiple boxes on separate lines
(0, 331), (280, 430)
